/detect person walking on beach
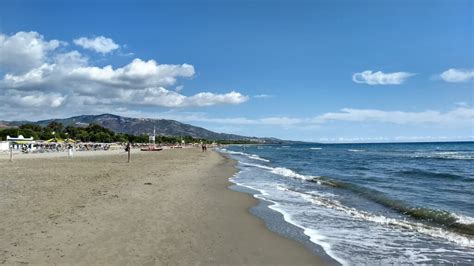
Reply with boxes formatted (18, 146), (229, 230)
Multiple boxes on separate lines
(125, 142), (131, 163)
(67, 143), (73, 158)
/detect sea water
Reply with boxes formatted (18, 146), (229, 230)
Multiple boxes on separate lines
(218, 142), (474, 264)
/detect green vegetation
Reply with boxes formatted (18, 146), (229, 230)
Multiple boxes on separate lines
(0, 122), (260, 144)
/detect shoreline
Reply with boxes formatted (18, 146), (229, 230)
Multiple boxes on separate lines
(229, 183), (341, 265)
(227, 179), (341, 265)
(217, 146), (343, 264)
(0, 148), (323, 264)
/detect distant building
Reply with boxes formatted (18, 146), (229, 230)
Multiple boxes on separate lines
(1, 135), (35, 151)
(6, 135), (34, 142)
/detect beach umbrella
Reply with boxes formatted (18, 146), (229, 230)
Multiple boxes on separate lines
(45, 137), (65, 143)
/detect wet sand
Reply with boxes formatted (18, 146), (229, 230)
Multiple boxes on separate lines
(0, 148), (322, 265)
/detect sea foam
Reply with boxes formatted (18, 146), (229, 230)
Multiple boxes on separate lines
(412, 151), (474, 160)
(221, 149), (270, 162)
(292, 190), (474, 249)
(230, 179), (347, 265)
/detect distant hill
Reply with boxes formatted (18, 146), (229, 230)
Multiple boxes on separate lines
(1, 113), (293, 143)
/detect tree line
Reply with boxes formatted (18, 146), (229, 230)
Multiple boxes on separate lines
(0, 122), (205, 144)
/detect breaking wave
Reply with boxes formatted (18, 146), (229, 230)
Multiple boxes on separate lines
(411, 151), (474, 160)
(280, 186), (474, 248)
(238, 159), (474, 237)
(220, 148), (270, 162)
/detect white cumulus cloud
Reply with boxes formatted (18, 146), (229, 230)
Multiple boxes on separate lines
(440, 68), (474, 83)
(186, 91), (248, 107)
(352, 70), (415, 85)
(0, 31), (64, 74)
(73, 36), (120, 54)
(0, 31), (249, 118)
(69, 58), (195, 88)
(111, 88), (248, 108)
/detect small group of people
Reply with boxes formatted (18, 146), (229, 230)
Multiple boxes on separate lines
(16, 142), (114, 153)
(13, 143), (63, 153)
(75, 143), (111, 151)
(125, 143), (155, 149)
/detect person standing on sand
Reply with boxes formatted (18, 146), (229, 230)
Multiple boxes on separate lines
(125, 142), (131, 163)
(125, 142), (131, 152)
(67, 143), (73, 158)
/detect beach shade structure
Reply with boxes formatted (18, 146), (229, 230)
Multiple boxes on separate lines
(46, 137), (65, 143)
(6, 135), (35, 162)
(64, 138), (76, 143)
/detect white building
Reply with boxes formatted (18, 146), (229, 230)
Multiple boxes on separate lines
(3, 135), (35, 151)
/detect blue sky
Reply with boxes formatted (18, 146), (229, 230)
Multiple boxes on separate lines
(0, 0), (473, 142)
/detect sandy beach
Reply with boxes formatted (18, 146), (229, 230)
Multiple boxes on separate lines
(0, 148), (321, 265)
